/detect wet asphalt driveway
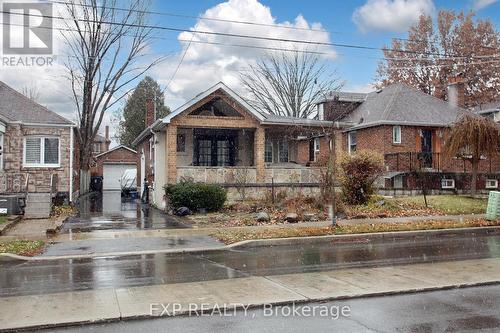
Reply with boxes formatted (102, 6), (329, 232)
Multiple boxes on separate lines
(62, 191), (190, 232)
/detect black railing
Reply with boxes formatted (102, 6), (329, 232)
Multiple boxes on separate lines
(384, 152), (494, 173)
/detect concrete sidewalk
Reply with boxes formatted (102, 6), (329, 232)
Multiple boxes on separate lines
(1, 258), (499, 331)
(50, 213), (486, 242)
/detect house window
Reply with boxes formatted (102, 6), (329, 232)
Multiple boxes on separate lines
(393, 126), (401, 144)
(317, 103), (324, 120)
(24, 137), (60, 167)
(265, 139), (273, 163)
(486, 179), (498, 189)
(278, 140), (289, 163)
(93, 143), (101, 154)
(441, 178), (455, 189)
(348, 131), (357, 154)
(198, 139), (212, 166)
(309, 137), (321, 162)
(177, 133), (186, 152)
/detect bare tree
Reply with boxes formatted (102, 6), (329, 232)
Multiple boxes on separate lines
(240, 51), (343, 119)
(22, 83), (40, 101)
(62, 0), (164, 193)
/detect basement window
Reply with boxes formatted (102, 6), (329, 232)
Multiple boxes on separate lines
(441, 178), (455, 189)
(486, 179), (498, 189)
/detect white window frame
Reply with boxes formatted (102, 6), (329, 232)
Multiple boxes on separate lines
(348, 131), (357, 154)
(441, 178), (455, 189)
(314, 137), (321, 161)
(23, 136), (61, 168)
(392, 125), (402, 144)
(486, 179), (498, 189)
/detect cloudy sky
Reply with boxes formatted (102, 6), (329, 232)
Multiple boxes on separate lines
(0, 0), (499, 145)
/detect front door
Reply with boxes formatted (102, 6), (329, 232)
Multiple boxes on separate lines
(420, 129), (433, 168)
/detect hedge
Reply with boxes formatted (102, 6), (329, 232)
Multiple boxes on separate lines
(164, 181), (227, 212)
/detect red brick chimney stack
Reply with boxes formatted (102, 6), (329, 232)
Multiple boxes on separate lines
(104, 125), (110, 151)
(145, 99), (155, 127)
(447, 75), (466, 108)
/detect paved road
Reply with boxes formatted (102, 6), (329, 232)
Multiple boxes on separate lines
(2, 228), (499, 297)
(37, 285), (500, 333)
(63, 191), (189, 232)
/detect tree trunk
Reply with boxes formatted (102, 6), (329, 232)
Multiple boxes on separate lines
(471, 159), (478, 196)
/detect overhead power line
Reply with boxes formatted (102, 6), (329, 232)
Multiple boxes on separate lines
(3, 9), (497, 59)
(47, 0), (335, 34)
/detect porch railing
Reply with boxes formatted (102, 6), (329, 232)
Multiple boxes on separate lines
(384, 152), (494, 173)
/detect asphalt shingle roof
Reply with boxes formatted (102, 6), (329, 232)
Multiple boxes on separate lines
(338, 83), (463, 129)
(0, 81), (73, 125)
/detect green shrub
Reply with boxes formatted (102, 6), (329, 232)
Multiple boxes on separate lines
(165, 181), (227, 212)
(338, 150), (384, 205)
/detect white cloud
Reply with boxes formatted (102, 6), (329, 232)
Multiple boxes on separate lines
(472, 0), (498, 10)
(152, 0), (336, 108)
(353, 0), (435, 33)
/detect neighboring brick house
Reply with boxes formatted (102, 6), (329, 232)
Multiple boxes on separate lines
(132, 82), (341, 207)
(317, 83), (500, 193)
(474, 100), (500, 123)
(0, 81), (78, 208)
(92, 126), (111, 155)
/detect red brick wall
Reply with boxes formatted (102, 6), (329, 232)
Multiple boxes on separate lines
(296, 136), (331, 166)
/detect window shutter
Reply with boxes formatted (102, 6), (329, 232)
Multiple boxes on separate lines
(44, 138), (59, 164)
(25, 138), (41, 164)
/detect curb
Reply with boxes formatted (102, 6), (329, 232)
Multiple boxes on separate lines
(1, 225), (499, 261)
(2, 279), (499, 333)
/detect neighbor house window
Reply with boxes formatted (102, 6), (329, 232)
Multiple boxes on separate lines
(92, 143), (101, 154)
(24, 137), (60, 167)
(278, 140), (289, 163)
(393, 126), (401, 144)
(177, 133), (186, 152)
(441, 178), (455, 189)
(265, 139), (273, 163)
(486, 179), (498, 189)
(348, 131), (357, 154)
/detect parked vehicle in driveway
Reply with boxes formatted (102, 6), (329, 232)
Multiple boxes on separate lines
(120, 169), (137, 197)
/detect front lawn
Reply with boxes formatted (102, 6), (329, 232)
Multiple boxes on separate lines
(393, 195), (488, 215)
(0, 216), (7, 224)
(183, 194), (488, 228)
(212, 219), (500, 244)
(0, 240), (45, 256)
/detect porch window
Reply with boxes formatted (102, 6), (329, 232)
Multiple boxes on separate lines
(348, 131), (357, 154)
(23, 137), (60, 167)
(193, 129), (236, 166)
(177, 133), (186, 152)
(309, 138), (321, 162)
(392, 126), (401, 144)
(278, 140), (289, 163)
(197, 139), (212, 166)
(265, 139), (273, 163)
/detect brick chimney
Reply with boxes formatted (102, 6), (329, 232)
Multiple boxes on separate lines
(104, 125), (110, 151)
(447, 75), (466, 108)
(145, 99), (155, 127)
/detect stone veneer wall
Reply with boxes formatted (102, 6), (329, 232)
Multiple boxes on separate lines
(0, 124), (72, 194)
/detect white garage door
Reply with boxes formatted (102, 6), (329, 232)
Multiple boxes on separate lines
(103, 164), (136, 190)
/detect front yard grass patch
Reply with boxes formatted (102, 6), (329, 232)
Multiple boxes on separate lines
(393, 195), (488, 215)
(0, 216), (7, 224)
(212, 219), (500, 244)
(0, 240), (45, 256)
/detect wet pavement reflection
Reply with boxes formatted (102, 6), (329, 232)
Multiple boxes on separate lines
(1, 228), (499, 297)
(62, 191), (189, 232)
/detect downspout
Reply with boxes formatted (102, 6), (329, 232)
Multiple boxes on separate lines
(69, 126), (74, 202)
(150, 128), (156, 205)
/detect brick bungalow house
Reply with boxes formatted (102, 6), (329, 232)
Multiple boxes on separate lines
(0, 81), (77, 216)
(317, 83), (500, 193)
(132, 82), (342, 208)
